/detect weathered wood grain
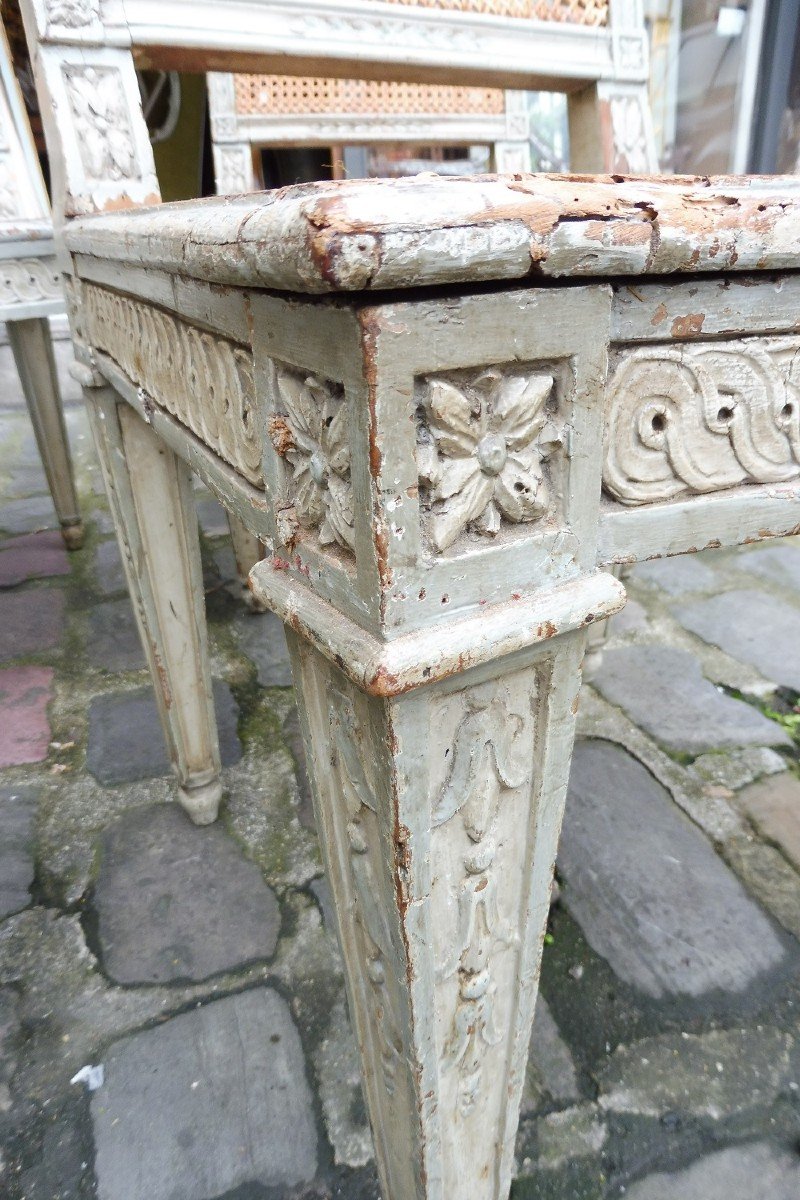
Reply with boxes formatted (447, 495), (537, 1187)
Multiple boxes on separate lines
(65, 174), (800, 294)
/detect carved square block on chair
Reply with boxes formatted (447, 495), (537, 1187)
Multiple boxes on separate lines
(51, 172), (800, 1199)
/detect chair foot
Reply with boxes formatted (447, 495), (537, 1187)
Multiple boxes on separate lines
(60, 520), (85, 551)
(177, 778), (223, 826)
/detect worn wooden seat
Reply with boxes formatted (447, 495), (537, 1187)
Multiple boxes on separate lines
(53, 171), (800, 1198)
(0, 22), (82, 548)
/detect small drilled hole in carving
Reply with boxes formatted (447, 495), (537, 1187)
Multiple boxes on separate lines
(782, 403), (793, 417)
(717, 406), (734, 422)
(651, 413), (666, 432)
(441, 594), (449, 604)
(514, 481), (527, 493)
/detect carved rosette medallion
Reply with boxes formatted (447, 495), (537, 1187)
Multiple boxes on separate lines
(603, 339), (800, 505)
(416, 366), (560, 553)
(430, 675), (535, 1120)
(268, 363), (355, 554)
(62, 66), (137, 182)
(83, 285), (263, 486)
(328, 684), (404, 1093)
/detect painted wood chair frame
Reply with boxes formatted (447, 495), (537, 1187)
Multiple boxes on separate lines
(0, 20), (82, 548)
(21, 3), (800, 1199)
(208, 74), (540, 187)
(206, 0), (658, 193)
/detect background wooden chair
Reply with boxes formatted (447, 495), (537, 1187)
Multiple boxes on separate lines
(0, 19), (82, 549)
(207, 0), (658, 194)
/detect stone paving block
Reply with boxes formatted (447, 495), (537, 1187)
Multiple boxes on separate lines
(196, 493), (228, 538)
(2, 464), (48, 500)
(0, 987), (21, 1114)
(736, 772), (800, 873)
(630, 555), (718, 597)
(92, 989), (318, 1200)
(532, 1105), (607, 1171)
(94, 538), (126, 595)
(0, 785), (38, 918)
(94, 803), (280, 984)
(690, 746), (787, 793)
(612, 596), (649, 634)
(314, 994), (373, 1168)
(522, 996), (580, 1113)
(591, 644), (789, 755)
(624, 1142), (800, 1200)
(16, 1106), (94, 1200)
(597, 1027), (793, 1120)
(559, 739), (786, 998)
(0, 665), (53, 766)
(234, 608), (293, 687)
(0, 588), (65, 663)
(739, 541), (800, 591)
(86, 679), (241, 785)
(0, 531), (69, 588)
(0, 493), (58, 537)
(87, 598), (146, 672)
(676, 590), (800, 691)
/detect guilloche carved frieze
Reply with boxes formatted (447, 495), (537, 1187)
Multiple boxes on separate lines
(603, 338), (800, 505)
(83, 285), (263, 485)
(0, 257), (62, 306)
(416, 365), (561, 553)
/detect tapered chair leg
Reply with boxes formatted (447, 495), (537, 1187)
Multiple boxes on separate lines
(86, 386), (222, 824)
(286, 626), (587, 1200)
(227, 512), (267, 611)
(8, 317), (83, 549)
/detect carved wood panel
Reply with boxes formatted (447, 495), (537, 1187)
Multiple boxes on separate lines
(83, 285), (264, 486)
(428, 669), (537, 1169)
(266, 360), (355, 556)
(603, 338), (800, 504)
(0, 256), (61, 306)
(62, 65), (138, 184)
(416, 365), (562, 552)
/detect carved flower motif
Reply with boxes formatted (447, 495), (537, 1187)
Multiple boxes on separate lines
(66, 68), (136, 182)
(46, 0), (100, 26)
(417, 368), (559, 552)
(271, 369), (355, 552)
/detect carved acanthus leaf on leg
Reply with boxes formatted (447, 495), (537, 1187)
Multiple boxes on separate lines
(432, 678), (533, 1117)
(328, 684), (403, 1092)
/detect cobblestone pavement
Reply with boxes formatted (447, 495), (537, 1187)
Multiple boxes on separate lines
(2, 333), (800, 1199)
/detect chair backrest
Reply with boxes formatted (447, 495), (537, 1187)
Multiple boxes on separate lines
(19, 0), (656, 228)
(0, 20), (51, 226)
(0, 18), (64, 316)
(207, 74), (536, 190)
